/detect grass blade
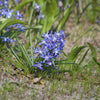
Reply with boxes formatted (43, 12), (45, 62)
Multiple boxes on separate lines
(74, 26), (94, 42)
(16, 38), (32, 67)
(79, 49), (89, 65)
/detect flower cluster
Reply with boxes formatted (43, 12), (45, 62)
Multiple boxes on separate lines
(1, 36), (16, 43)
(32, 30), (65, 70)
(34, 3), (45, 20)
(0, 0), (25, 31)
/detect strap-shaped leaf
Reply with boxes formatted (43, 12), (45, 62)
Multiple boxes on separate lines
(79, 49), (89, 65)
(25, 25), (42, 30)
(66, 46), (86, 62)
(0, 19), (25, 31)
(42, 0), (58, 33)
(13, 0), (33, 14)
(93, 57), (100, 67)
(8, 45), (24, 66)
(88, 43), (97, 59)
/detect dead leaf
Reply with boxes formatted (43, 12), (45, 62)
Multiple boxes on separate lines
(33, 77), (42, 84)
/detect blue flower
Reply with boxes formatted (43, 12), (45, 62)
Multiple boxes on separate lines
(41, 53), (53, 63)
(0, 1), (2, 6)
(53, 47), (61, 57)
(19, 26), (25, 32)
(6, 9), (13, 19)
(39, 38), (47, 45)
(16, 11), (23, 20)
(15, 0), (19, 3)
(67, 2), (70, 8)
(58, 0), (63, 8)
(46, 61), (54, 68)
(59, 30), (65, 38)
(35, 3), (40, 12)
(34, 47), (43, 54)
(32, 62), (43, 70)
(1, 9), (6, 16)
(51, 35), (57, 42)
(54, 31), (63, 37)
(1, 37), (16, 43)
(41, 45), (49, 53)
(37, 12), (45, 20)
(4, 0), (8, 8)
(42, 31), (50, 39)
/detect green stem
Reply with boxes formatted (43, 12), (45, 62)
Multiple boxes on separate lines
(27, 1), (35, 63)
(78, 0), (82, 13)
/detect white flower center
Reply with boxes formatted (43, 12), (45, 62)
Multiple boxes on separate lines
(53, 37), (56, 41)
(56, 32), (60, 36)
(45, 56), (49, 60)
(42, 40), (46, 44)
(55, 51), (58, 54)
(5, 1), (7, 4)
(61, 39), (63, 42)
(45, 34), (49, 38)
(39, 50), (42, 54)
(48, 62), (52, 65)
(38, 64), (42, 68)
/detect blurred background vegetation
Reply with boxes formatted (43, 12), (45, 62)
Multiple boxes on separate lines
(0, 0), (100, 99)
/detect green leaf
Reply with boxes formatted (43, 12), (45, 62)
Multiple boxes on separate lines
(88, 43), (98, 66)
(13, 0), (33, 14)
(62, 51), (67, 57)
(2, 29), (21, 38)
(25, 25), (42, 30)
(66, 46), (86, 62)
(8, 45), (23, 66)
(88, 43), (97, 59)
(16, 38), (32, 67)
(79, 49), (89, 65)
(0, 19), (25, 31)
(94, 7), (100, 13)
(42, 0), (58, 33)
(93, 57), (100, 67)
(25, 34), (37, 50)
(0, 52), (22, 69)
